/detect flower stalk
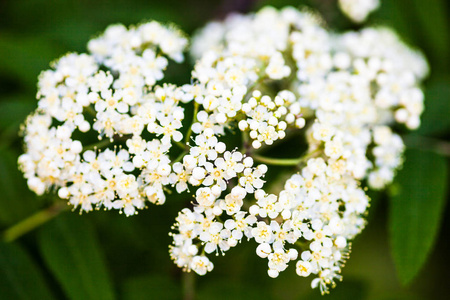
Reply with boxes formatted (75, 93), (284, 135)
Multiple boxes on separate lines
(182, 271), (196, 300)
(252, 149), (321, 166)
(2, 201), (68, 242)
(185, 102), (199, 145)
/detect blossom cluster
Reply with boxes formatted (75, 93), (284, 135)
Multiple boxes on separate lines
(19, 22), (190, 215)
(19, 5), (427, 295)
(169, 6), (427, 294)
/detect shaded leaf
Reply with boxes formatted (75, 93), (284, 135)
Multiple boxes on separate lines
(197, 279), (270, 300)
(0, 33), (65, 88)
(389, 148), (448, 284)
(0, 242), (55, 300)
(373, 0), (416, 45)
(366, 189), (383, 222)
(410, 0), (450, 66)
(303, 279), (367, 300)
(417, 80), (450, 135)
(38, 214), (115, 300)
(0, 148), (39, 225)
(0, 95), (36, 141)
(380, 294), (425, 300)
(121, 274), (181, 300)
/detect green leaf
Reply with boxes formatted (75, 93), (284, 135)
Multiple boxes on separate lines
(417, 80), (450, 135)
(0, 96), (35, 129)
(0, 148), (39, 225)
(38, 214), (115, 300)
(0, 95), (36, 142)
(389, 148), (448, 285)
(304, 279), (367, 300)
(373, 0), (416, 45)
(197, 280), (270, 300)
(121, 274), (181, 300)
(366, 189), (383, 222)
(0, 242), (55, 299)
(0, 33), (65, 88)
(410, 0), (450, 66)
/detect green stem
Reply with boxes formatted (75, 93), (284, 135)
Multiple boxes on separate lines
(252, 149), (321, 166)
(295, 240), (309, 250)
(2, 202), (68, 242)
(403, 134), (450, 157)
(182, 271), (196, 300)
(252, 154), (305, 166)
(185, 102), (199, 145)
(84, 105), (97, 117)
(241, 131), (250, 154)
(175, 141), (188, 151)
(174, 150), (188, 163)
(245, 75), (268, 97)
(83, 139), (112, 151)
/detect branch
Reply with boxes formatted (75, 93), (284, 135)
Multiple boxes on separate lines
(252, 149), (322, 166)
(252, 154), (305, 166)
(2, 201), (68, 242)
(83, 139), (113, 151)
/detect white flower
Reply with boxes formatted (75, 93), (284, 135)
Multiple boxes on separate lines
(268, 249), (290, 272)
(339, 0), (380, 23)
(196, 187), (216, 207)
(256, 243), (272, 258)
(239, 166), (266, 193)
(266, 52), (291, 79)
(252, 221), (273, 244)
(296, 260), (312, 277)
(190, 256), (214, 275)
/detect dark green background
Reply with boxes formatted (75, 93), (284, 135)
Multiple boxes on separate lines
(0, 0), (449, 299)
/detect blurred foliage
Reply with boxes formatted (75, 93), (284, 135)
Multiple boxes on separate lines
(389, 149), (447, 285)
(0, 242), (55, 299)
(38, 214), (115, 300)
(0, 0), (449, 299)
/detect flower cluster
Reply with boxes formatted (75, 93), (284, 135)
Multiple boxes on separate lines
(168, 6), (427, 294)
(19, 22), (190, 215)
(19, 5), (428, 295)
(338, 0), (380, 23)
(169, 129), (268, 273)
